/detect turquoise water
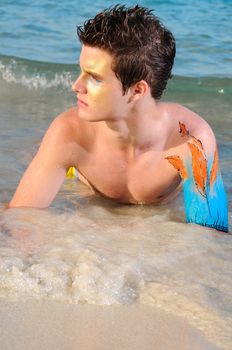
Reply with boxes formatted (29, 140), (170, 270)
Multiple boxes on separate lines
(1, 0), (232, 76)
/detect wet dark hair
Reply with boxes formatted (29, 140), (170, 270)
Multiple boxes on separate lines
(77, 4), (176, 100)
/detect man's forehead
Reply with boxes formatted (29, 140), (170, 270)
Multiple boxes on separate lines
(79, 46), (113, 69)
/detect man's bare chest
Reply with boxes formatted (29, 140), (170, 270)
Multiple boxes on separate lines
(76, 148), (182, 204)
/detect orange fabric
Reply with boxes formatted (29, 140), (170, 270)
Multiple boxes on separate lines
(210, 147), (219, 187)
(187, 142), (207, 197)
(179, 121), (189, 137)
(191, 136), (204, 150)
(165, 155), (188, 180)
(167, 122), (219, 199)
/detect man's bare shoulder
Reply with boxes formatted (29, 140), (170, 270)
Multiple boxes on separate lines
(53, 106), (86, 130)
(49, 107), (94, 145)
(164, 102), (216, 153)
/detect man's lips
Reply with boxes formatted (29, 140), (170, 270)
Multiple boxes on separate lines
(77, 98), (88, 107)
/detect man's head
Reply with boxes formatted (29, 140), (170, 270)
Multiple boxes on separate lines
(77, 4), (176, 100)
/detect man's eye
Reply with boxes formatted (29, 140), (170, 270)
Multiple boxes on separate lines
(90, 75), (101, 84)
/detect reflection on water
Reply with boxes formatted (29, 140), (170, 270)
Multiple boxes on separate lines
(0, 183), (232, 349)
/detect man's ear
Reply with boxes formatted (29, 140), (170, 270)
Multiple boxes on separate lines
(128, 80), (149, 102)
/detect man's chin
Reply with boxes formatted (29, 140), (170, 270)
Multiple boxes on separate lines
(78, 110), (104, 122)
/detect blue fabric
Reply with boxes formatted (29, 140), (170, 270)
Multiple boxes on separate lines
(183, 161), (228, 233)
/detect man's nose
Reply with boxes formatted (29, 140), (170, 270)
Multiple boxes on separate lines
(72, 75), (87, 94)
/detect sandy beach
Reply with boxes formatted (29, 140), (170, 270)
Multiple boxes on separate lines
(0, 299), (221, 350)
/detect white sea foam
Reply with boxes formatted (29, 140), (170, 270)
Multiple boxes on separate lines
(0, 203), (231, 349)
(0, 60), (74, 89)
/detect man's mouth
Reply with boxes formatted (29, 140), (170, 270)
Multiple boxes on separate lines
(77, 98), (88, 107)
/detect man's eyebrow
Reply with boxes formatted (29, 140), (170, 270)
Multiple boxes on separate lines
(84, 69), (103, 80)
(77, 62), (104, 80)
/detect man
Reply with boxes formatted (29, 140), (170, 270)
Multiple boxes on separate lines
(9, 5), (228, 232)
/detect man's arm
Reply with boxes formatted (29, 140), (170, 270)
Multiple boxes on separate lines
(9, 115), (73, 209)
(166, 122), (228, 233)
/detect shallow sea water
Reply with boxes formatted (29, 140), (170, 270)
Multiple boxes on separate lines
(0, 195), (232, 348)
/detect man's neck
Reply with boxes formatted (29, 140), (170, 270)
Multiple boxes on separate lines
(101, 98), (164, 152)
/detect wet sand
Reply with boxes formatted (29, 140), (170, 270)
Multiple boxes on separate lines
(0, 299), (220, 350)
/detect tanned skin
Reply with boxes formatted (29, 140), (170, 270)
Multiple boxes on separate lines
(9, 46), (216, 209)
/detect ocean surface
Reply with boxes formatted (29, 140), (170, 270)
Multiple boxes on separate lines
(0, 1), (232, 349)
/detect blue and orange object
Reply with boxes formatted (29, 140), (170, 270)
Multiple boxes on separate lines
(166, 122), (228, 232)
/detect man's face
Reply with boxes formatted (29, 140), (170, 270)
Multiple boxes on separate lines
(72, 45), (132, 122)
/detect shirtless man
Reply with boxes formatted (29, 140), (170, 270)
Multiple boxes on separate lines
(9, 5), (228, 232)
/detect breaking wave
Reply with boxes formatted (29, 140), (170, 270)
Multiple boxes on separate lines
(0, 55), (77, 90)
